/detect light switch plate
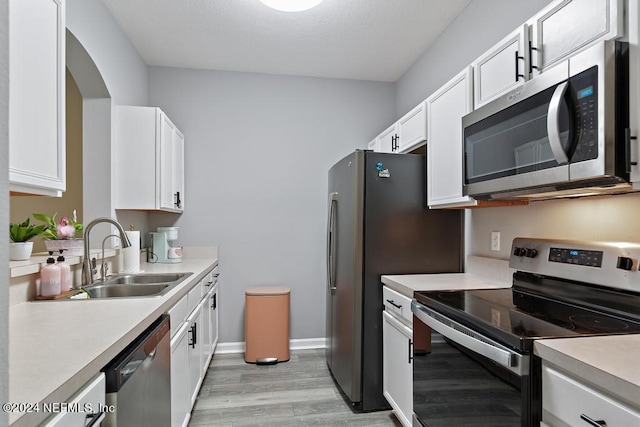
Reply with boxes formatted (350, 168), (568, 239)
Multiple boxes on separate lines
(491, 231), (500, 251)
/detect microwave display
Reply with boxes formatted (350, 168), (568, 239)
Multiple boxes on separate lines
(577, 86), (594, 99)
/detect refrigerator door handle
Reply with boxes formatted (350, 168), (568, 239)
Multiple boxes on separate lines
(327, 192), (338, 293)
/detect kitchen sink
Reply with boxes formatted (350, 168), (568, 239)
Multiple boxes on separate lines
(101, 273), (190, 286)
(80, 272), (193, 299)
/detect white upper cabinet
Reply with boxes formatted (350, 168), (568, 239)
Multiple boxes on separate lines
(377, 123), (399, 153)
(426, 67), (476, 208)
(369, 102), (426, 154)
(398, 101), (427, 153)
(9, 0), (65, 196)
(473, 25), (529, 109)
(115, 106), (185, 213)
(530, 0), (623, 75)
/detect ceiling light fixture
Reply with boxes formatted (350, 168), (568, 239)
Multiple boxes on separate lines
(260, 0), (322, 12)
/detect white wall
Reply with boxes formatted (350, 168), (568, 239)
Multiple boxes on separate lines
(396, 0), (552, 116)
(148, 67), (396, 342)
(1, 0), (8, 423)
(65, 0), (151, 238)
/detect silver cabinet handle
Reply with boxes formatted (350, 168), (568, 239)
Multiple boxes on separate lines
(84, 411), (106, 427)
(547, 81), (570, 164)
(580, 414), (607, 427)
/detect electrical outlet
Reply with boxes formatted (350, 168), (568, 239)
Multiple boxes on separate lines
(491, 231), (500, 251)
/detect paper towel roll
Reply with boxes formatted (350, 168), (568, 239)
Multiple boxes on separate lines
(123, 230), (141, 273)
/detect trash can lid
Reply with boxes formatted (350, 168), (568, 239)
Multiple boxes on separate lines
(245, 286), (290, 296)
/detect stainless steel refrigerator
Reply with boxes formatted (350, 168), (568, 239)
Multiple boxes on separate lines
(326, 150), (463, 411)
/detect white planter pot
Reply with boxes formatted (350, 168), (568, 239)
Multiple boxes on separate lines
(10, 241), (34, 261)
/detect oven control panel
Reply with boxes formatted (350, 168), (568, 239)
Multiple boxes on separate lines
(509, 238), (640, 293)
(548, 247), (603, 267)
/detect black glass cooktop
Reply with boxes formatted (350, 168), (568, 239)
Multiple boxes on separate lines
(414, 272), (640, 353)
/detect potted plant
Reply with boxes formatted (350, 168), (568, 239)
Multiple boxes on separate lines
(33, 210), (84, 255)
(9, 218), (47, 260)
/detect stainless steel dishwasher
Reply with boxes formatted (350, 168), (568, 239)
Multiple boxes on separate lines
(102, 314), (171, 426)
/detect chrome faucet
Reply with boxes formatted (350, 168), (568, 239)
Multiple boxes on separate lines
(83, 218), (132, 286)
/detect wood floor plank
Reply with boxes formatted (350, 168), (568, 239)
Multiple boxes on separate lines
(188, 349), (400, 426)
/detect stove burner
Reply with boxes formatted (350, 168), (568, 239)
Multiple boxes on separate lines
(569, 314), (630, 331)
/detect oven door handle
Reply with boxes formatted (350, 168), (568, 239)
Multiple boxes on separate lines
(411, 301), (528, 376)
(547, 81), (570, 164)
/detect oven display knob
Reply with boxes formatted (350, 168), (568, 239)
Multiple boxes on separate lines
(525, 248), (538, 258)
(616, 256), (637, 271)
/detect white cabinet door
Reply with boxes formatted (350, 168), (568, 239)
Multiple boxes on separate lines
(115, 106), (185, 212)
(377, 124), (399, 154)
(367, 138), (379, 152)
(211, 283), (219, 352)
(398, 102), (427, 153)
(382, 311), (413, 427)
(171, 322), (190, 427)
(43, 373), (106, 427)
(9, 0), (65, 196)
(473, 25), (528, 109)
(542, 363), (640, 426)
(201, 286), (213, 372)
(187, 301), (204, 408)
(426, 67), (476, 208)
(530, 0), (622, 75)
(173, 128), (185, 210)
(160, 113), (176, 211)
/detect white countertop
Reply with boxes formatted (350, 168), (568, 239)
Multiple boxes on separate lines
(381, 273), (512, 297)
(8, 255), (217, 427)
(535, 335), (640, 410)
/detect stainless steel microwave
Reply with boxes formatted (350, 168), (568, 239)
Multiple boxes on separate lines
(463, 41), (633, 200)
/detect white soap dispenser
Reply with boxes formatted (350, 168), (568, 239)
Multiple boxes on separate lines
(56, 249), (71, 292)
(40, 251), (61, 297)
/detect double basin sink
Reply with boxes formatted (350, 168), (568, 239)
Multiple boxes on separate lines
(80, 272), (193, 299)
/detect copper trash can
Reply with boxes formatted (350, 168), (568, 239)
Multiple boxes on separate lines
(245, 286), (290, 364)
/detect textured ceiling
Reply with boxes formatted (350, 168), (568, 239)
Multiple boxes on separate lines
(99, 0), (471, 82)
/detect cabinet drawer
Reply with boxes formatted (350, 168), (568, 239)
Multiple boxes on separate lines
(542, 364), (640, 426)
(43, 373), (106, 426)
(168, 294), (188, 337)
(187, 279), (203, 314)
(203, 267), (218, 292)
(383, 286), (412, 325)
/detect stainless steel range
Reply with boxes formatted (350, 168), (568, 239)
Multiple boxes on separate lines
(411, 238), (640, 427)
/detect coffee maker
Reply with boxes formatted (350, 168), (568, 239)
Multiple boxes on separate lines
(149, 227), (183, 263)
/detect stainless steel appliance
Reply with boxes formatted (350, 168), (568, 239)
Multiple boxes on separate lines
(102, 315), (171, 426)
(463, 41), (632, 200)
(326, 150), (463, 410)
(411, 238), (640, 426)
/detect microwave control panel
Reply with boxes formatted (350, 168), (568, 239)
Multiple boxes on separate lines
(570, 65), (598, 163)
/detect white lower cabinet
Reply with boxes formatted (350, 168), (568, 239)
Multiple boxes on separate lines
(168, 266), (220, 427)
(171, 323), (190, 427)
(382, 286), (413, 427)
(542, 363), (640, 426)
(43, 373), (106, 427)
(187, 301), (205, 407)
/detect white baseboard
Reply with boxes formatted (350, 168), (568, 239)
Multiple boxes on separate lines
(215, 338), (327, 355)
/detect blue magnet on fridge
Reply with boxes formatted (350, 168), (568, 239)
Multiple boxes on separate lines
(376, 162), (383, 171)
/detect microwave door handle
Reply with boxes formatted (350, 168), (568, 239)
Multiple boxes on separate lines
(547, 81), (570, 164)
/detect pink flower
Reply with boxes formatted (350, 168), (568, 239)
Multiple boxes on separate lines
(56, 224), (76, 239)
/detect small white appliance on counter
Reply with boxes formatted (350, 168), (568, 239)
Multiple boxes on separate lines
(148, 226), (182, 263)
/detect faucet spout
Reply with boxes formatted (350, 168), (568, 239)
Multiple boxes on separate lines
(82, 217), (132, 286)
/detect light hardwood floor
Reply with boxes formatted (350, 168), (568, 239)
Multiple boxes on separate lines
(189, 349), (402, 426)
